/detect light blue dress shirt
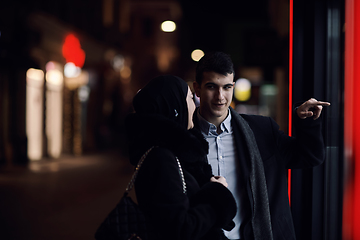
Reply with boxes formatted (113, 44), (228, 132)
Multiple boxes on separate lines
(197, 109), (245, 239)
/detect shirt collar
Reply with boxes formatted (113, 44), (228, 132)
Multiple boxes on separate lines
(197, 108), (232, 136)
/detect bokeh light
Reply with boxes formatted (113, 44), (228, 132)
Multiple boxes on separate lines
(120, 66), (132, 79)
(46, 69), (64, 86)
(26, 68), (45, 161)
(26, 68), (44, 83)
(161, 21), (176, 32)
(112, 54), (125, 70)
(62, 34), (86, 68)
(191, 49), (204, 62)
(234, 78), (251, 102)
(64, 62), (81, 78)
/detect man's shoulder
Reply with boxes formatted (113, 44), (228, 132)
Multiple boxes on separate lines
(229, 108), (270, 123)
(240, 113), (269, 121)
(229, 109), (277, 135)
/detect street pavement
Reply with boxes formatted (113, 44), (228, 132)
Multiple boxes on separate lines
(0, 150), (135, 240)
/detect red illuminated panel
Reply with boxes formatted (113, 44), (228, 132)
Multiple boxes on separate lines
(62, 34), (86, 68)
(288, 0), (293, 204)
(343, 0), (360, 239)
(353, 2), (360, 237)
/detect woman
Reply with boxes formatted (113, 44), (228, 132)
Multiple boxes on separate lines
(125, 75), (236, 240)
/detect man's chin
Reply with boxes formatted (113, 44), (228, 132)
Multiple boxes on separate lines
(210, 109), (228, 118)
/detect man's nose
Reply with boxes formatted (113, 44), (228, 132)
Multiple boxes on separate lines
(215, 88), (224, 100)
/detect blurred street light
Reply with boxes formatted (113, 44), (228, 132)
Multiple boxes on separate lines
(62, 34), (86, 68)
(234, 78), (251, 102)
(161, 20), (176, 32)
(191, 49), (204, 62)
(64, 62), (81, 78)
(26, 68), (45, 161)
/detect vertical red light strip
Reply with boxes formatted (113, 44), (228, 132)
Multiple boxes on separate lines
(343, 0), (354, 237)
(352, 0), (360, 237)
(344, 0), (360, 238)
(288, 0), (293, 204)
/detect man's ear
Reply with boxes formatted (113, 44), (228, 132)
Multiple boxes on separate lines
(193, 81), (201, 97)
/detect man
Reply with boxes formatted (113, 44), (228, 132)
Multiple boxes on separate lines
(192, 51), (330, 240)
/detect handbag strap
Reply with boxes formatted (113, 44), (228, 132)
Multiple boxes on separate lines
(125, 146), (155, 193)
(176, 157), (187, 194)
(125, 146), (186, 194)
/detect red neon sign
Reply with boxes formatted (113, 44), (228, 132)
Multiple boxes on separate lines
(62, 34), (86, 68)
(343, 0), (360, 238)
(288, 0), (293, 204)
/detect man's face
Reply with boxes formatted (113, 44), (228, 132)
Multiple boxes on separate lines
(194, 71), (234, 125)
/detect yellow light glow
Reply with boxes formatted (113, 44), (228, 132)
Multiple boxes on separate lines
(234, 78), (251, 102)
(64, 70), (89, 90)
(120, 66), (132, 79)
(161, 21), (176, 32)
(46, 89), (63, 159)
(26, 68), (44, 161)
(191, 49), (204, 62)
(27, 68), (44, 82)
(46, 69), (64, 86)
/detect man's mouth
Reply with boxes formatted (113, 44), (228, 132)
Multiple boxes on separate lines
(213, 103), (225, 108)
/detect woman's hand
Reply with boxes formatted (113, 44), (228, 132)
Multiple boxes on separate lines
(210, 176), (228, 188)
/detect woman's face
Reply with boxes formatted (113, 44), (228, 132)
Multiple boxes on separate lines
(186, 87), (196, 129)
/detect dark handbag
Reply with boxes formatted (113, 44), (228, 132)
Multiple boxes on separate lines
(95, 147), (155, 240)
(95, 146), (187, 240)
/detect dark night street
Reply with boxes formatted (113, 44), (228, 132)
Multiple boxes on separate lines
(0, 151), (134, 240)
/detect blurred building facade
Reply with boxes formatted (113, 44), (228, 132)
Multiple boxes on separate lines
(0, 0), (183, 164)
(2, 0), (360, 239)
(1, 0), (289, 164)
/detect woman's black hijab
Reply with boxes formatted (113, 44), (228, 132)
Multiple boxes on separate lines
(132, 75), (189, 129)
(129, 75), (212, 187)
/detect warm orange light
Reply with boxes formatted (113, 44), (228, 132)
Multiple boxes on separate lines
(161, 21), (176, 32)
(62, 34), (86, 68)
(120, 66), (131, 79)
(64, 70), (89, 90)
(27, 68), (44, 83)
(191, 49), (204, 62)
(45, 62), (63, 159)
(26, 68), (45, 161)
(46, 69), (63, 87)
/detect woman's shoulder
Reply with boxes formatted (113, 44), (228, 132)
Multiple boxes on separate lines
(139, 146), (181, 179)
(145, 146), (177, 165)
(149, 146), (174, 156)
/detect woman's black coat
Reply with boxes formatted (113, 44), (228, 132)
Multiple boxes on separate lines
(126, 113), (237, 240)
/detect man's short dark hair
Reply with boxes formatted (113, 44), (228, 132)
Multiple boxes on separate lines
(195, 51), (235, 85)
